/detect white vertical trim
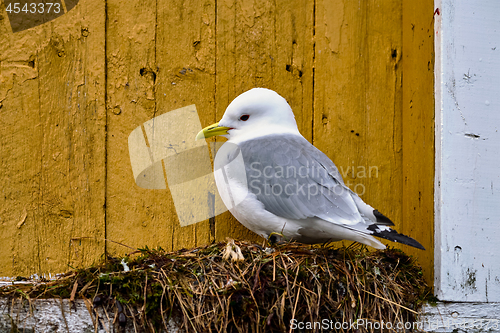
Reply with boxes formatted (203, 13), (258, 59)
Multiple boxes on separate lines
(435, 0), (500, 302)
(434, 0), (444, 301)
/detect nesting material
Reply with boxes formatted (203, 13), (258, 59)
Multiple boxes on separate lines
(0, 240), (430, 332)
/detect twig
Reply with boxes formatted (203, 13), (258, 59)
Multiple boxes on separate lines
(70, 237), (137, 251)
(363, 289), (418, 314)
(289, 283), (302, 333)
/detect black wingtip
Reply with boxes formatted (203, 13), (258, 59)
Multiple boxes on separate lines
(373, 209), (395, 226)
(367, 224), (425, 250)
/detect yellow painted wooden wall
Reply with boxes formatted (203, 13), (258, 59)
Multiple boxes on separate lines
(0, 0), (434, 282)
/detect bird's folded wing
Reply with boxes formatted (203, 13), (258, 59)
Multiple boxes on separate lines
(237, 135), (363, 226)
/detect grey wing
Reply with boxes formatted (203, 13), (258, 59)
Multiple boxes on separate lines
(239, 135), (364, 226)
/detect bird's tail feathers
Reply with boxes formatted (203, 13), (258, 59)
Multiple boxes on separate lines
(367, 224), (425, 250)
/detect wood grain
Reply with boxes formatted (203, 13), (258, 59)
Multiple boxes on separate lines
(402, 0), (435, 283)
(0, 0), (434, 282)
(315, 0), (434, 282)
(0, 0), (106, 276)
(105, 0), (170, 255)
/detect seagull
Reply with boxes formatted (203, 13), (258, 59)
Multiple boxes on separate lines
(196, 88), (424, 250)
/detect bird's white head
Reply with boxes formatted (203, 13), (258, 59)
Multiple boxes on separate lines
(196, 88), (301, 143)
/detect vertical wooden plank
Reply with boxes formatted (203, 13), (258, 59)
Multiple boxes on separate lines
(316, 0), (433, 281)
(402, 0), (434, 283)
(0, 3), (42, 276)
(105, 0), (165, 255)
(315, 0), (404, 241)
(214, 0), (315, 243)
(0, 0), (106, 276)
(362, 1), (404, 228)
(215, 0), (314, 138)
(106, 0), (217, 254)
(155, 0), (216, 251)
(35, 4), (107, 274)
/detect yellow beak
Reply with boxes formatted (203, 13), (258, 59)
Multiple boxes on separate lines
(195, 122), (231, 140)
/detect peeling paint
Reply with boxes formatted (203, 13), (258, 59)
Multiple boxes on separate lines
(323, 0), (344, 54)
(464, 132), (480, 139)
(461, 267), (478, 294)
(16, 210), (27, 229)
(454, 245), (461, 263)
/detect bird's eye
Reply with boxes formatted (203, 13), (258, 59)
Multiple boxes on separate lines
(239, 114), (250, 121)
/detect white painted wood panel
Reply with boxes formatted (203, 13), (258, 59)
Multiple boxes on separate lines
(435, 0), (500, 302)
(421, 302), (500, 332)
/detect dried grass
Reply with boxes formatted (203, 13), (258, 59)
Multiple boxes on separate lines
(0, 240), (430, 332)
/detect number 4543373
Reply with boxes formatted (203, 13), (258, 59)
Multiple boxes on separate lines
(5, 2), (61, 14)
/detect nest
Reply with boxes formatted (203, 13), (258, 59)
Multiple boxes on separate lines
(0, 240), (430, 332)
